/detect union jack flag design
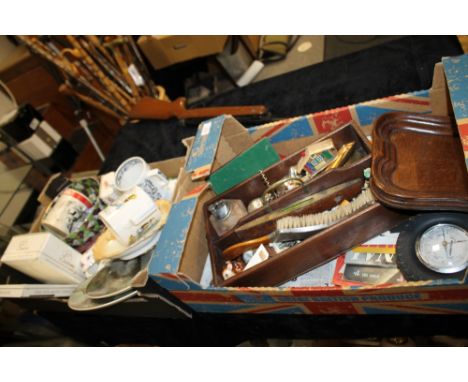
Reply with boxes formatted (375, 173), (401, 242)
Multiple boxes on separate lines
(248, 90), (431, 143)
(152, 273), (468, 315)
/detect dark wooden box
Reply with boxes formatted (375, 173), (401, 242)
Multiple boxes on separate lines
(203, 123), (409, 287)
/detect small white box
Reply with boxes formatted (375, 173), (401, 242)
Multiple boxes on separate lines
(1, 232), (85, 284)
(0, 284), (76, 298)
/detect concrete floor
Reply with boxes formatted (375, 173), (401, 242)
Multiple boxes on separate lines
(323, 35), (402, 60)
(254, 36), (325, 82)
(251, 35), (403, 84)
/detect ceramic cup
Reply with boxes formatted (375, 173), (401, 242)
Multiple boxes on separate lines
(99, 171), (122, 205)
(98, 186), (160, 246)
(114, 156), (170, 201)
(42, 188), (93, 238)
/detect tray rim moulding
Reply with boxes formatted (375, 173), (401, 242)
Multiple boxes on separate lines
(371, 112), (468, 212)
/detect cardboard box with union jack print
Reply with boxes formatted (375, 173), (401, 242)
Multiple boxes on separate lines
(148, 55), (468, 315)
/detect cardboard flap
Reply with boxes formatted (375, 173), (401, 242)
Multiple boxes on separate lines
(149, 197), (198, 275)
(184, 115), (253, 181)
(442, 54), (468, 172)
(185, 115), (225, 177)
(149, 180), (212, 282)
(429, 62), (452, 116)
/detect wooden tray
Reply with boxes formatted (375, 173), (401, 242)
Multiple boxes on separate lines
(204, 123), (409, 287)
(371, 112), (468, 212)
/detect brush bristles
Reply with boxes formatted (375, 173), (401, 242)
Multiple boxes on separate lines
(276, 188), (375, 230)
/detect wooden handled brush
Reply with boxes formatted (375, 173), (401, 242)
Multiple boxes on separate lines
(222, 187), (376, 260)
(235, 179), (361, 232)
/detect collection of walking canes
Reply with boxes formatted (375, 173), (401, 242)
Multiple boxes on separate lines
(19, 36), (267, 123)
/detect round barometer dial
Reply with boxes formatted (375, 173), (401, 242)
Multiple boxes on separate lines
(396, 213), (468, 281)
(416, 224), (468, 274)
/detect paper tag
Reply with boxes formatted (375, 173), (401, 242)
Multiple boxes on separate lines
(244, 244), (269, 270)
(200, 122), (212, 136)
(128, 64), (145, 86)
(29, 118), (40, 131)
(0, 285), (76, 298)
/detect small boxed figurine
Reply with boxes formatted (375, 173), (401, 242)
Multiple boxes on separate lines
(1, 232), (86, 284)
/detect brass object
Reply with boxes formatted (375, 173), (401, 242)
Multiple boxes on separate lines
(247, 197), (264, 213)
(261, 176), (304, 204)
(259, 169), (271, 187)
(328, 142), (355, 170)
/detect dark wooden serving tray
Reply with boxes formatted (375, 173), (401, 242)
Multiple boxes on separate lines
(204, 123), (409, 287)
(371, 112), (468, 212)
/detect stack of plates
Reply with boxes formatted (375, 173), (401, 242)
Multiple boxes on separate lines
(68, 253), (150, 311)
(116, 228), (162, 261)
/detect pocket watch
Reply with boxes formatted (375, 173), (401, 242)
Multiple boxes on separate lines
(396, 213), (468, 281)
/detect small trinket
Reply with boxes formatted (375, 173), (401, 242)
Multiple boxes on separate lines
(242, 249), (255, 263)
(258, 168), (303, 205)
(295, 139), (336, 175)
(302, 150), (336, 176)
(222, 258), (246, 280)
(244, 244), (270, 270)
(261, 172), (303, 203)
(339, 199), (350, 207)
(232, 258), (245, 273)
(208, 199), (247, 236)
(269, 240), (301, 254)
(363, 167), (371, 180)
(247, 197), (264, 213)
(222, 261), (236, 280)
(208, 200), (231, 220)
(328, 142), (355, 170)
